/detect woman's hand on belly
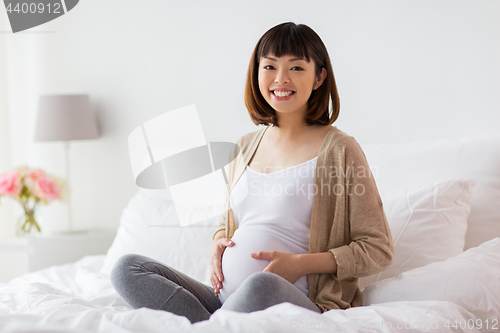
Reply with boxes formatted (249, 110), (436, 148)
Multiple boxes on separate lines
(210, 237), (235, 297)
(250, 251), (303, 285)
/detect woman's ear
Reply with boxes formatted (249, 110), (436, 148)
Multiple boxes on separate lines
(314, 68), (327, 90)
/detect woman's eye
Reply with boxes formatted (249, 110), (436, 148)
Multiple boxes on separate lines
(263, 65), (275, 70)
(291, 66), (303, 71)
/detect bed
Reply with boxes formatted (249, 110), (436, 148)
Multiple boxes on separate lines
(1, 132), (499, 333)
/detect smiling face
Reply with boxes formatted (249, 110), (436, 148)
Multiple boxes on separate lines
(258, 54), (326, 118)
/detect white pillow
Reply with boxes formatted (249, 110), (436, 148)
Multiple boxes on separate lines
(101, 190), (217, 285)
(361, 134), (500, 250)
(359, 178), (476, 290)
(362, 237), (500, 332)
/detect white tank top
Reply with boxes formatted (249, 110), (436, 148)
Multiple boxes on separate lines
(219, 156), (317, 303)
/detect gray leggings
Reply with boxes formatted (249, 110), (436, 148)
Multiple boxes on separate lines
(110, 254), (321, 323)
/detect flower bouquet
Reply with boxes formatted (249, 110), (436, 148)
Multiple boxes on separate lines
(0, 166), (65, 235)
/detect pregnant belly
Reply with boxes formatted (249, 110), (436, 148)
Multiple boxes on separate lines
(219, 227), (307, 303)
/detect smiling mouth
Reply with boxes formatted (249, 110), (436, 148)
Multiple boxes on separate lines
(272, 90), (295, 97)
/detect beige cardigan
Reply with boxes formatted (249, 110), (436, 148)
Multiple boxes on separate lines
(213, 125), (394, 312)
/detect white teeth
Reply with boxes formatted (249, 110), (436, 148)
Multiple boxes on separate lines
(273, 90), (293, 97)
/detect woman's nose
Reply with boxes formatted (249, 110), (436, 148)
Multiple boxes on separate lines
(274, 69), (289, 84)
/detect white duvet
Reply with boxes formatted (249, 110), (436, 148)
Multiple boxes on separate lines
(1, 238), (500, 333)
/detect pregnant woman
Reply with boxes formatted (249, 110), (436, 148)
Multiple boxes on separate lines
(111, 22), (394, 323)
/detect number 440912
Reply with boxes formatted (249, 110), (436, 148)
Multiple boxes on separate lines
(444, 319), (498, 330)
(5, 2), (62, 14)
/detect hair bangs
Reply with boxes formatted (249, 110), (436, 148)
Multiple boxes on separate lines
(257, 24), (311, 62)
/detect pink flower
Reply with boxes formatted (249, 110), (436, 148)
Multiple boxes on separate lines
(33, 177), (60, 202)
(0, 171), (22, 197)
(27, 169), (46, 181)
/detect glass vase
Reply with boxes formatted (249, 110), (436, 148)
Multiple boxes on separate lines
(16, 204), (41, 236)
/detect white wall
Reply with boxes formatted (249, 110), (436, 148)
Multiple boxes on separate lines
(0, 9), (14, 236)
(0, 0), (499, 235)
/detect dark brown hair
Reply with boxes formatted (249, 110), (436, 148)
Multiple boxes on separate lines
(244, 22), (340, 127)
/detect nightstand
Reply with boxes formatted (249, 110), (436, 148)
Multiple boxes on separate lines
(0, 229), (116, 283)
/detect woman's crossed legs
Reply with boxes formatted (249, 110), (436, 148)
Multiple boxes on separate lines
(110, 254), (321, 323)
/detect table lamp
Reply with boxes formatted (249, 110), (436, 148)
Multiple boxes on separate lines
(34, 94), (99, 232)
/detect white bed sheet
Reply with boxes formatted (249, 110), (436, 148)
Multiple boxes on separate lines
(0, 255), (491, 333)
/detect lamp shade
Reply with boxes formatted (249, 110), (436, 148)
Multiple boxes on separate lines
(34, 94), (99, 141)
